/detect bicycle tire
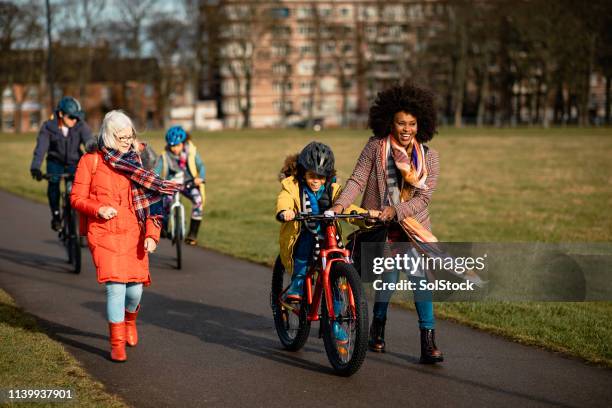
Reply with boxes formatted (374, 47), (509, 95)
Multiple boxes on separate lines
(270, 255), (310, 351)
(175, 209), (182, 270)
(321, 262), (368, 377)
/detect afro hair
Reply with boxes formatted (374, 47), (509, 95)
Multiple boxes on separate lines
(368, 82), (437, 143)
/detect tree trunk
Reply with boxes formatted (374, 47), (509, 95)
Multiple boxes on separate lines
(242, 68), (252, 129)
(578, 35), (596, 126)
(341, 77), (349, 127)
(534, 75), (542, 124)
(542, 88), (554, 128)
(606, 75), (611, 125)
(476, 66), (489, 127)
(0, 84), (4, 133)
(451, 8), (467, 128)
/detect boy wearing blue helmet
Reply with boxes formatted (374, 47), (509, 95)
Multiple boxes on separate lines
(30, 96), (94, 231)
(154, 126), (206, 245)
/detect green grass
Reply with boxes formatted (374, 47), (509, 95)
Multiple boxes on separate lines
(2, 127), (612, 367)
(0, 289), (127, 407)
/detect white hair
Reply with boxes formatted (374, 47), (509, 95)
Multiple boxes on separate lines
(98, 110), (138, 150)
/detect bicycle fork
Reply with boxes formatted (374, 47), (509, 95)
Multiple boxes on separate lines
(306, 257), (357, 323)
(169, 199), (186, 240)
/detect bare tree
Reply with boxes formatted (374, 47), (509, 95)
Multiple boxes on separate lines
(0, 0), (44, 133)
(324, 17), (355, 127)
(219, 2), (274, 128)
(56, 0), (109, 100)
(147, 15), (188, 128)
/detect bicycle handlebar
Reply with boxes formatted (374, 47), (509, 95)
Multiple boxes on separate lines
(293, 212), (381, 223)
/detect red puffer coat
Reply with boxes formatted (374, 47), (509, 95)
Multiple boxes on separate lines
(70, 152), (161, 285)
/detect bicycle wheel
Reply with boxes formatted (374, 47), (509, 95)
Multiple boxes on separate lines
(68, 208), (81, 274)
(174, 209), (182, 270)
(321, 261), (368, 376)
(270, 255), (310, 351)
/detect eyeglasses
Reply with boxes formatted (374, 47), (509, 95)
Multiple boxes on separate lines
(115, 133), (135, 143)
(67, 114), (79, 121)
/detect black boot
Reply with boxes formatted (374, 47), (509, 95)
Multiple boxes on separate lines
(368, 317), (386, 352)
(420, 329), (444, 364)
(185, 219), (201, 246)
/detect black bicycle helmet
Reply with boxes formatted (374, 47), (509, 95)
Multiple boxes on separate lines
(297, 141), (335, 178)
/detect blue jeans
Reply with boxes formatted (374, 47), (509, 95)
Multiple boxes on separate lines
(372, 273), (435, 329)
(46, 160), (76, 215)
(105, 282), (143, 323)
(372, 251), (435, 329)
(292, 231), (315, 281)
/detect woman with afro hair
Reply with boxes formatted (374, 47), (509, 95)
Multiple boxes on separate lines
(331, 82), (443, 364)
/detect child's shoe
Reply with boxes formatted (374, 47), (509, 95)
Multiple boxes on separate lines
(285, 278), (304, 303)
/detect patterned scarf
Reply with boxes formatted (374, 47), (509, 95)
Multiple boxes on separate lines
(388, 135), (428, 194)
(100, 146), (181, 225)
(382, 136), (437, 243)
(301, 184), (340, 260)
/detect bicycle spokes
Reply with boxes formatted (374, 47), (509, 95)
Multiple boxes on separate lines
(331, 276), (356, 363)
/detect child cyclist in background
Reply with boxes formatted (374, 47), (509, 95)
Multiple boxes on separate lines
(154, 126), (206, 245)
(276, 142), (365, 344)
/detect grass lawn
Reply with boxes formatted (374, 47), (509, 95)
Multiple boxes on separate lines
(1, 126), (611, 367)
(0, 288), (127, 407)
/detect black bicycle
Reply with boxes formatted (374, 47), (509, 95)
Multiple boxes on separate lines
(43, 173), (81, 274)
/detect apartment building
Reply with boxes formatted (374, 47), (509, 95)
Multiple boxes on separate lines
(199, 0), (444, 128)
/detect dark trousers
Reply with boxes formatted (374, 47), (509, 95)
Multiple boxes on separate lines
(46, 161), (76, 215)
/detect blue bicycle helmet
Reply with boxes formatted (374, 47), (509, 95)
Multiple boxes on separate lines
(165, 126), (187, 146)
(57, 96), (84, 120)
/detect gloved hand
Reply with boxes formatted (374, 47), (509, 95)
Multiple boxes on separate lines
(323, 210), (335, 218)
(30, 168), (43, 181)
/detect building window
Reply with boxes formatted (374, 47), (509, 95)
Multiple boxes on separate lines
(272, 63), (290, 75)
(297, 61), (314, 75)
(270, 7), (290, 19)
(27, 87), (39, 100)
(273, 81), (292, 92)
(272, 26), (291, 37)
(3, 115), (14, 130)
(300, 81), (314, 91)
(319, 6), (332, 18)
(297, 7), (312, 19)
(272, 44), (290, 57)
(29, 111), (40, 128)
(299, 45), (313, 55)
(144, 85), (154, 98)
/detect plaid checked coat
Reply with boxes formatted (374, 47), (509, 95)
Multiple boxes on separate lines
(334, 136), (440, 232)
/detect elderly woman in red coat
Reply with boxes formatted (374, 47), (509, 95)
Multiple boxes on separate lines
(71, 110), (179, 362)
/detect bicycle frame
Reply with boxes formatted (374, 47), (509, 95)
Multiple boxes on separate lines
(282, 220), (357, 323)
(307, 223), (356, 322)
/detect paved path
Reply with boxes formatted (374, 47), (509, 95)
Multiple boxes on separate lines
(0, 190), (610, 408)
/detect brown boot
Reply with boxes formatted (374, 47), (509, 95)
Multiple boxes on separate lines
(125, 305), (140, 347)
(109, 322), (127, 362)
(368, 317), (386, 352)
(420, 328), (443, 364)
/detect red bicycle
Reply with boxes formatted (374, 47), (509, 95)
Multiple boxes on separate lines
(270, 213), (370, 376)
